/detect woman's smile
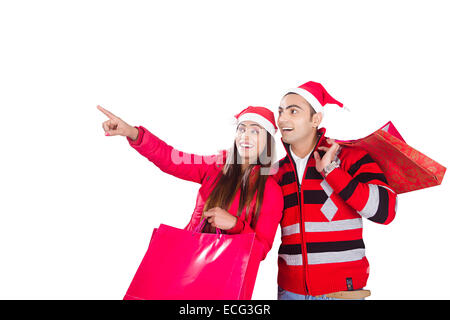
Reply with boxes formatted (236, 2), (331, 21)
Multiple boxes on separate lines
(238, 141), (255, 149)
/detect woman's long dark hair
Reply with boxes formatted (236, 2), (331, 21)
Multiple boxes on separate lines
(201, 132), (276, 233)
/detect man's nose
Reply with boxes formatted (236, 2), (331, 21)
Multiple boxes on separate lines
(278, 113), (288, 125)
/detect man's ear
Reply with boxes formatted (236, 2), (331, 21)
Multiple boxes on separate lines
(312, 112), (323, 128)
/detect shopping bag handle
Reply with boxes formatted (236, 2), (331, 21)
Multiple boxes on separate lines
(193, 218), (222, 235)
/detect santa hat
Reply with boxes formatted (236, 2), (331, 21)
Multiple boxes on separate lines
(284, 81), (347, 114)
(234, 106), (278, 137)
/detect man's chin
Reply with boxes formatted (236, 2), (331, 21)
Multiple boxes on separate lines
(281, 135), (294, 144)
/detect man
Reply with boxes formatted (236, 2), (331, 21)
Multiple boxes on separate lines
(273, 81), (397, 300)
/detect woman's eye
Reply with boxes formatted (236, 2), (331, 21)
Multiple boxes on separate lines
(252, 129), (259, 134)
(291, 109), (297, 114)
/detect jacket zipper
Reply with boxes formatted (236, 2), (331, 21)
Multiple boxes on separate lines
(282, 131), (325, 295)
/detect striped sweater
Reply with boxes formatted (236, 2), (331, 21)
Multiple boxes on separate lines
(273, 127), (397, 296)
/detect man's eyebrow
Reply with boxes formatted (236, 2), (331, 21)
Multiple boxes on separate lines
(278, 105), (304, 110)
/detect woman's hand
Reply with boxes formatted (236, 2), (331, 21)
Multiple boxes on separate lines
(203, 207), (238, 230)
(97, 105), (138, 140)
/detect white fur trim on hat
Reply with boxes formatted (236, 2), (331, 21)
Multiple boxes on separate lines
(236, 113), (277, 137)
(285, 88), (324, 114)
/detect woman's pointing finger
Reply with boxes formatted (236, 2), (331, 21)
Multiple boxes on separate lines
(97, 105), (117, 119)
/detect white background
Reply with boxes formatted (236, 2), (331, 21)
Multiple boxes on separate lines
(1, 0), (449, 300)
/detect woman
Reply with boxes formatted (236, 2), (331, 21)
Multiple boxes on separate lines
(97, 105), (283, 295)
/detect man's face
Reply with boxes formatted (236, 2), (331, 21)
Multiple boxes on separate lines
(277, 93), (319, 145)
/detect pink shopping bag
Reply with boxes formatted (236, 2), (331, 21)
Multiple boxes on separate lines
(123, 222), (257, 300)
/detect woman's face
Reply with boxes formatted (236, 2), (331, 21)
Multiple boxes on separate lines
(235, 121), (268, 164)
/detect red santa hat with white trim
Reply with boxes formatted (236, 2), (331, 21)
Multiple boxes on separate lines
(234, 106), (278, 137)
(284, 81), (347, 114)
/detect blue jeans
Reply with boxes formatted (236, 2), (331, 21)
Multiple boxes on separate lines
(277, 286), (365, 300)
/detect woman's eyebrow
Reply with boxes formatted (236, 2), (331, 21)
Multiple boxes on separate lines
(238, 123), (263, 128)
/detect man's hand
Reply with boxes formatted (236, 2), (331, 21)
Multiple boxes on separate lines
(97, 105), (138, 140)
(203, 207), (238, 230)
(313, 138), (341, 173)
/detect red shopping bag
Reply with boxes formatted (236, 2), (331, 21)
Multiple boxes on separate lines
(337, 121), (446, 194)
(123, 223), (257, 300)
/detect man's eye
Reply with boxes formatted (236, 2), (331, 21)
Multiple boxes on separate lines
(251, 129), (259, 134)
(291, 109), (297, 114)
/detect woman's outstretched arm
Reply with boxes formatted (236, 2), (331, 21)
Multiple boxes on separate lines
(98, 105), (221, 184)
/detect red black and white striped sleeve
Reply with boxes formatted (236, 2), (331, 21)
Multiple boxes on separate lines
(324, 148), (397, 225)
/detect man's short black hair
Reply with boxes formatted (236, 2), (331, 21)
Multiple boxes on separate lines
(284, 92), (317, 119)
